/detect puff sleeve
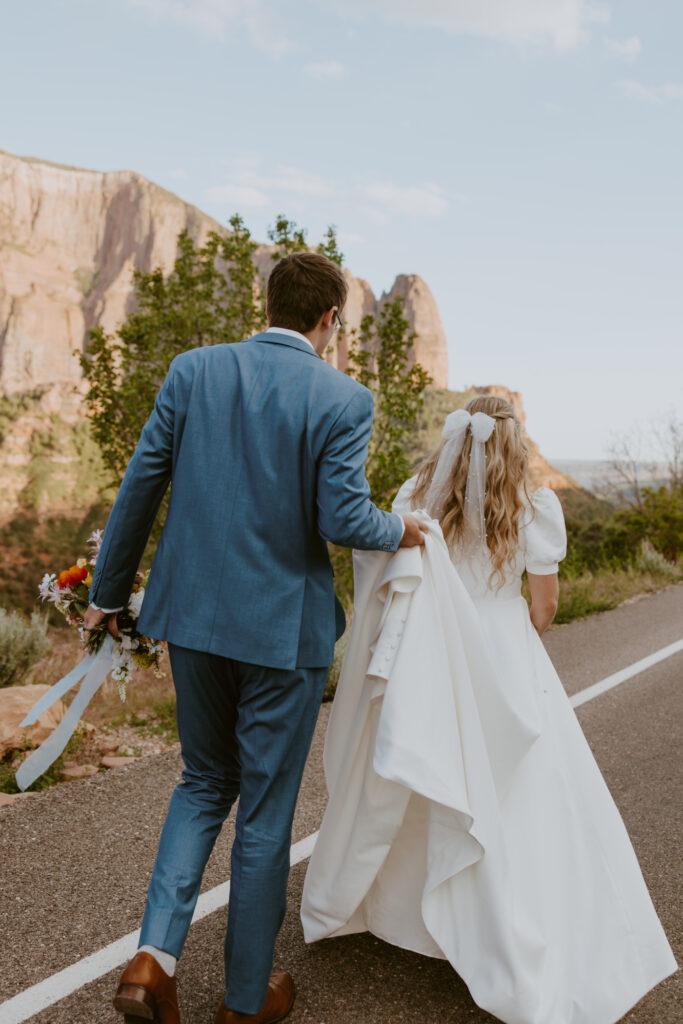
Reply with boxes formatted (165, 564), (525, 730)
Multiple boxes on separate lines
(523, 487), (567, 575)
(392, 475), (418, 516)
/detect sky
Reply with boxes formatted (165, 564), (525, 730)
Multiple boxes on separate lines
(1, 0), (681, 460)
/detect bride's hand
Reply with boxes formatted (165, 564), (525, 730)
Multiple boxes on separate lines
(399, 515), (428, 548)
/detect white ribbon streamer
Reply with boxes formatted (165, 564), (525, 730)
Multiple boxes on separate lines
(424, 409), (496, 553)
(15, 635), (115, 792)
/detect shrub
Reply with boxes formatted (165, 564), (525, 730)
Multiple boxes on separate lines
(0, 609), (51, 687)
(635, 539), (678, 580)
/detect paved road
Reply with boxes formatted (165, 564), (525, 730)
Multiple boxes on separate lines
(2, 583), (681, 1023)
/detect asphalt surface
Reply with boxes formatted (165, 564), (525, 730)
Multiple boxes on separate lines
(2, 583), (681, 1024)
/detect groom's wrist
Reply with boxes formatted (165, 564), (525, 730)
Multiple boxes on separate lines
(90, 601), (124, 613)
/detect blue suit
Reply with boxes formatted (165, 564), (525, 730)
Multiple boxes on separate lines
(90, 331), (403, 1013)
(91, 331), (402, 667)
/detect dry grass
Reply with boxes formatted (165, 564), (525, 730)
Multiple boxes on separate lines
(555, 566), (683, 624)
(25, 627), (175, 729)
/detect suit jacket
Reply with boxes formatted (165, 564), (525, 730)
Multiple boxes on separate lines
(89, 330), (404, 669)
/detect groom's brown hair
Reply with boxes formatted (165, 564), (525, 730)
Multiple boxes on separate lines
(266, 252), (347, 334)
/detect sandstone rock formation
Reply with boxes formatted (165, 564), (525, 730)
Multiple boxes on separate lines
(0, 148), (577, 524)
(0, 150), (224, 395)
(0, 148), (449, 395)
(0, 683), (67, 758)
(0, 149), (451, 520)
(471, 385), (577, 490)
(380, 275), (449, 388)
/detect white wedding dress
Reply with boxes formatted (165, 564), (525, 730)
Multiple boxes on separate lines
(301, 482), (677, 1024)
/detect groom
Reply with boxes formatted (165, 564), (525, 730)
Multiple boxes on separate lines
(84, 251), (427, 1024)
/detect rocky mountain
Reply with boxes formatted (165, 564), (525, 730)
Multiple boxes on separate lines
(0, 148), (448, 394)
(411, 384), (582, 498)
(0, 148), (581, 526)
(0, 148), (452, 522)
(472, 385), (576, 491)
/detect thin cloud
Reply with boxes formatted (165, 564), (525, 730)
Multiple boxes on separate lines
(338, 231), (364, 247)
(606, 35), (642, 61)
(357, 181), (448, 217)
(127, 0), (293, 56)
(323, 0), (609, 51)
(305, 60), (348, 79)
(261, 166), (334, 197)
(204, 161), (335, 211)
(305, 60), (347, 79)
(617, 79), (683, 103)
(169, 168), (188, 180)
(204, 183), (269, 208)
(129, 0), (607, 52)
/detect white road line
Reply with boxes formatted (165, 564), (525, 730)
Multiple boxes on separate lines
(1, 833), (318, 1024)
(570, 638), (683, 708)
(2, 639), (681, 1023)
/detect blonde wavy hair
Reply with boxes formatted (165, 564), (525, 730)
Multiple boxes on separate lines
(410, 395), (533, 590)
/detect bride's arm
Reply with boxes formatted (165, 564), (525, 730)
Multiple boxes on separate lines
(528, 572), (559, 636)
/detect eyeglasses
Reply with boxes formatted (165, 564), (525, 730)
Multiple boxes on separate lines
(333, 309), (344, 332)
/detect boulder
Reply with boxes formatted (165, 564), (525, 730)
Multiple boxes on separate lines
(100, 755), (136, 768)
(99, 739), (120, 754)
(0, 684), (67, 759)
(60, 764), (98, 781)
(0, 792), (24, 806)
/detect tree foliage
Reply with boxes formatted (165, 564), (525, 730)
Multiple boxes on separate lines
(80, 216), (263, 481)
(347, 301), (431, 510)
(610, 483), (683, 563)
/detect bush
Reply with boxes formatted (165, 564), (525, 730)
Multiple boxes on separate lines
(0, 609), (51, 687)
(635, 539), (678, 580)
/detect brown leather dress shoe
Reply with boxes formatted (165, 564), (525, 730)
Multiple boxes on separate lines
(113, 951), (180, 1023)
(214, 972), (295, 1024)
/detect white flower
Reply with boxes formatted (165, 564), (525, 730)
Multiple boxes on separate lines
(38, 573), (56, 601)
(120, 633), (140, 651)
(128, 588), (145, 620)
(87, 529), (104, 563)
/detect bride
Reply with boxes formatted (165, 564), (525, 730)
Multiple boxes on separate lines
(301, 395), (677, 1024)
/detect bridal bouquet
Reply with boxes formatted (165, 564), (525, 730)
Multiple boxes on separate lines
(38, 529), (164, 700)
(15, 530), (164, 792)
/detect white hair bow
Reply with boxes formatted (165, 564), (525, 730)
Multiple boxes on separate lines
(425, 408), (496, 552)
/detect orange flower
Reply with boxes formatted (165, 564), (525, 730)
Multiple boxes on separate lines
(64, 564), (87, 586)
(57, 570), (71, 589)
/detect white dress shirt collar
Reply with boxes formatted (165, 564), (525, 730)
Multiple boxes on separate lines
(266, 326), (316, 352)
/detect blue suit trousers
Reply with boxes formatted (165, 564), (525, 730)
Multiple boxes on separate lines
(139, 644), (328, 1013)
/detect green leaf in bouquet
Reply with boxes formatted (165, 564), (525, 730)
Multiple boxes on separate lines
(133, 649), (155, 668)
(83, 624), (108, 655)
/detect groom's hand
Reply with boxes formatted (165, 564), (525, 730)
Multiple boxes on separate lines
(399, 515), (428, 548)
(83, 604), (120, 639)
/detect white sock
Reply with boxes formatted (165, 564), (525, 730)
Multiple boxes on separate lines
(138, 944), (177, 977)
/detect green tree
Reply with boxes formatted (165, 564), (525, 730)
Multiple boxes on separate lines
(267, 214), (309, 257)
(80, 216), (263, 481)
(610, 483), (683, 563)
(330, 300), (432, 605)
(347, 300), (431, 510)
